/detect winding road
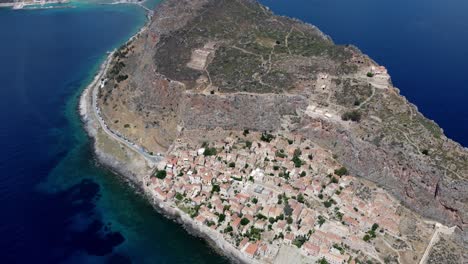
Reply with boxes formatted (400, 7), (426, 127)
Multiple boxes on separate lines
(90, 52), (161, 165)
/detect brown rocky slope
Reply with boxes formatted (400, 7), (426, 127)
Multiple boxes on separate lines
(97, 0), (467, 246)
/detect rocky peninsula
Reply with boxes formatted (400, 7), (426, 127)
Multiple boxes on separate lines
(81, 0), (467, 263)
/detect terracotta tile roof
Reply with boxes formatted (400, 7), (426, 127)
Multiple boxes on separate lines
(239, 237), (249, 249)
(244, 242), (259, 257)
(303, 242), (320, 256)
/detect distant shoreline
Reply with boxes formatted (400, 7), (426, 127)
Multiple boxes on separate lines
(0, 0), (69, 10)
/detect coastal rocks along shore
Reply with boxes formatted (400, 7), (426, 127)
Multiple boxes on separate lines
(78, 27), (255, 264)
(81, 0), (467, 263)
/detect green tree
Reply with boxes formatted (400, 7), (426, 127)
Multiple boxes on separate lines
(203, 147), (217, 156)
(291, 148), (304, 167)
(218, 214), (226, 223)
(297, 193), (305, 203)
(260, 132), (275, 142)
(154, 170), (167, 179)
(371, 223), (379, 231)
(292, 235), (307, 248)
(341, 110), (362, 122)
(317, 215), (326, 226)
(334, 166), (348, 176)
(292, 155), (303, 168)
(211, 184), (220, 193)
(363, 234), (371, 242)
(256, 213), (267, 220)
(317, 257), (329, 264)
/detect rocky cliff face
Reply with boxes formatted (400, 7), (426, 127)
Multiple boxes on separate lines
(98, 0), (467, 236)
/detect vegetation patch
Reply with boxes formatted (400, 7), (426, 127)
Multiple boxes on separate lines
(341, 110), (362, 122)
(152, 169), (167, 179)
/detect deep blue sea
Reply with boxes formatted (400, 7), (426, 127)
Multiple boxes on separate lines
(0, 3), (226, 264)
(0, 0), (467, 263)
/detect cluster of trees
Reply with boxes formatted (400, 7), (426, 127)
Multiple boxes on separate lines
(292, 235), (307, 248)
(334, 166), (348, 176)
(110, 61), (125, 75)
(317, 215), (326, 226)
(297, 193), (305, 203)
(218, 213), (226, 223)
(175, 192), (184, 201)
(203, 147), (217, 156)
(114, 44), (130, 59)
(244, 227), (262, 241)
(256, 213), (267, 220)
(363, 223), (379, 242)
(211, 184), (220, 194)
(341, 110), (362, 122)
(317, 258), (330, 264)
(224, 225), (233, 233)
(323, 198), (337, 208)
(292, 148), (304, 168)
(240, 217), (250, 226)
(334, 207), (344, 221)
(152, 169), (167, 179)
(260, 132), (275, 143)
(115, 74), (128, 83)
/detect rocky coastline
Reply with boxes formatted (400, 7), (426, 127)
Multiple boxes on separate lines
(80, 0), (467, 262)
(79, 26), (259, 264)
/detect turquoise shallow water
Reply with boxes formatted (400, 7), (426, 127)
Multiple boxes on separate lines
(0, 3), (226, 263)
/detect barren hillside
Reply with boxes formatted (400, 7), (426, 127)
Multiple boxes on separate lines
(97, 0), (467, 251)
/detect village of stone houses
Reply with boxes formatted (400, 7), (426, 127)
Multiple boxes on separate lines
(143, 131), (436, 264)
